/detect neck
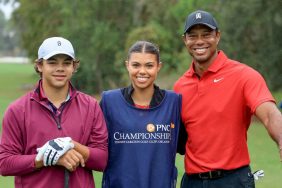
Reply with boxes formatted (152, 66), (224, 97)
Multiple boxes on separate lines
(42, 81), (69, 108)
(194, 62), (211, 77)
(194, 50), (218, 77)
(131, 85), (154, 106)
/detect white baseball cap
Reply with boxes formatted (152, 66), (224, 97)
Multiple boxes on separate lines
(38, 37), (75, 60)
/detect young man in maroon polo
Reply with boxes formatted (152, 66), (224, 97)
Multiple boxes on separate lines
(0, 37), (108, 188)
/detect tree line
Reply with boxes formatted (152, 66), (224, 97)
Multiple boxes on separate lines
(2, 0), (282, 93)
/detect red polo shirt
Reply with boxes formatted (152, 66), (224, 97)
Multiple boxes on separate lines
(174, 51), (275, 174)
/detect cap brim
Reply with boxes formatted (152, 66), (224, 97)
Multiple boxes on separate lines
(42, 51), (75, 60)
(184, 23), (216, 33)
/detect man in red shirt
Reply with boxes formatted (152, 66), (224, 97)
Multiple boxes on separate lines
(174, 10), (282, 188)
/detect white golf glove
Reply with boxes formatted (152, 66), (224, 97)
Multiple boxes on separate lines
(36, 137), (74, 166)
(253, 170), (264, 180)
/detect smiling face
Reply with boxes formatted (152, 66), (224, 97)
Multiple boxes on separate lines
(183, 24), (220, 66)
(126, 52), (161, 91)
(37, 54), (77, 91)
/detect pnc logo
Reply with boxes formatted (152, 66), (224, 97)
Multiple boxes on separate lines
(146, 124), (155, 132)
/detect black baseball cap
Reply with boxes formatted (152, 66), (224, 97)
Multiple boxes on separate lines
(184, 10), (218, 34)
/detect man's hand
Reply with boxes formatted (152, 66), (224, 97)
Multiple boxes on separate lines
(36, 137), (74, 166)
(57, 149), (85, 172)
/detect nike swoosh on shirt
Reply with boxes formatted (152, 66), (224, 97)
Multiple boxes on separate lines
(213, 78), (224, 83)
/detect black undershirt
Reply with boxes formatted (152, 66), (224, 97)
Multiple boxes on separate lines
(121, 85), (165, 108)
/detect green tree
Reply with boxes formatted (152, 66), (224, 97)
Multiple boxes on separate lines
(52, 0), (134, 93)
(0, 9), (7, 55)
(9, 0), (135, 93)
(0, 5), (21, 56)
(4, 0), (280, 92)
(219, 0), (282, 90)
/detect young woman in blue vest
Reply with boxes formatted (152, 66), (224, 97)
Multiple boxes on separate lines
(100, 41), (182, 188)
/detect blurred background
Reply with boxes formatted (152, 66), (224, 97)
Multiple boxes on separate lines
(0, 0), (281, 187)
(0, 0), (281, 93)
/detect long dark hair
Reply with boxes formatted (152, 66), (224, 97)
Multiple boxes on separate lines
(127, 41), (160, 63)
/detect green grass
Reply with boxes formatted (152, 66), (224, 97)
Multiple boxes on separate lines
(0, 63), (37, 132)
(0, 63), (36, 186)
(0, 63), (281, 187)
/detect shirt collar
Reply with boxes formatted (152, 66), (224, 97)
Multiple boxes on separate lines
(36, 79), (74, 102)
(122, 84), (165, 108)
(184, 50), (228, 77)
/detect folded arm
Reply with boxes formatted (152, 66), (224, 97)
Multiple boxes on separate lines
(83, 103), (108, 171)
(0, 108), (37, 176)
